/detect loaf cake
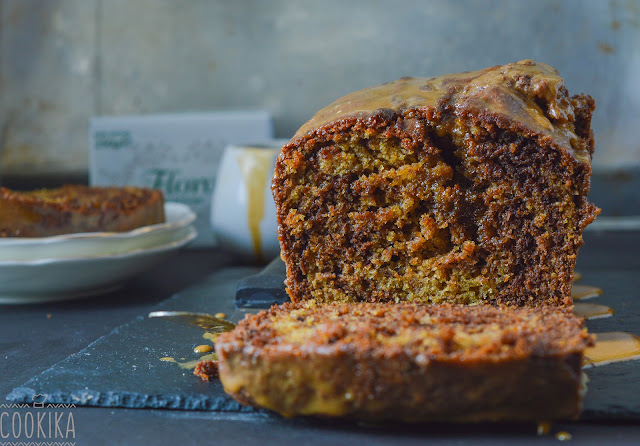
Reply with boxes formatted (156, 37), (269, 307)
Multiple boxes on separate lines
(272, 60), (599, 307)
(0, 185), (165, 237)
(216, 301), (593, 422)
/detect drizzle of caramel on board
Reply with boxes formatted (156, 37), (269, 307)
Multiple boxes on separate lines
(573, 277), (640, 367)
(555, 431), (572, 441)
(194, 344), (214, 353)
(160, 330), (221, 369)
(573, 302), (614, 320)
(161, 353), (218, 370)
(236, 148), (279, 263)
(536, 422), (552, 436)
(202, 332), (219, 343)
(571, 284), (603, 301)
(584, 332), (640, 368)
(537, 423), (572, 441)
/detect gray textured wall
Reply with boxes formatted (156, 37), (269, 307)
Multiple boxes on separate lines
(1, 0), (639, 176)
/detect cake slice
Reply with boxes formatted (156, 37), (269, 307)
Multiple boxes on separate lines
(216, 301), (593, 422)
(0, 185), (165, 237)
(272, 60), (599, 307)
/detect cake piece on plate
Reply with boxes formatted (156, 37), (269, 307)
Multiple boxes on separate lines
(0, 185), (165, 237)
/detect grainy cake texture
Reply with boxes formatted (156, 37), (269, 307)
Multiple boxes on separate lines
(216, 301), (593, 422)
(272, 60), (599, 306)
(0, 185), (165, 237)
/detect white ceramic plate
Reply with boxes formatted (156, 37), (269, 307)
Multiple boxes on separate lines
(0, 202), (195, 261)
(0, 225), (197, 304)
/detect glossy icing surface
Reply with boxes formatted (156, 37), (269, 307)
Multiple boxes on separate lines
(294, 60), (588, 162)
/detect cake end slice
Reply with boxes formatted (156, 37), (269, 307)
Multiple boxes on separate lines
(217, 301), (594, 422)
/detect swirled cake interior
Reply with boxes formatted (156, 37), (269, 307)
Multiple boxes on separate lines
(273, 60), (599, 306)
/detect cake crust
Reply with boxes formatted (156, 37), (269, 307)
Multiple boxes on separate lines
(217, 302), (594, 422)
(292, 60), (591, 162)
(0, 185), (165, 237)
(273, 60), (599, 307)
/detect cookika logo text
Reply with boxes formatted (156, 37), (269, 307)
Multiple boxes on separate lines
(0, 394), (75, 444)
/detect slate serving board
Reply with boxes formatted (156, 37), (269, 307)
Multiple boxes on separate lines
(6, 262), (640, 420)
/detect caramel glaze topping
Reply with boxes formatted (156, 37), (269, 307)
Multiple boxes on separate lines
(293, 60), (591, 163)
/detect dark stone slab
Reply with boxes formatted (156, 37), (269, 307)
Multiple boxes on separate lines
(7, 267), (263, 412)
(6, 264), (640, 420)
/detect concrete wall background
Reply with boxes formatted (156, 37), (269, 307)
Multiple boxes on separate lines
(1, 0), (639, 176)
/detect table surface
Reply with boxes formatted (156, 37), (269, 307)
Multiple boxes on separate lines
(2, 231), (640, 445)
